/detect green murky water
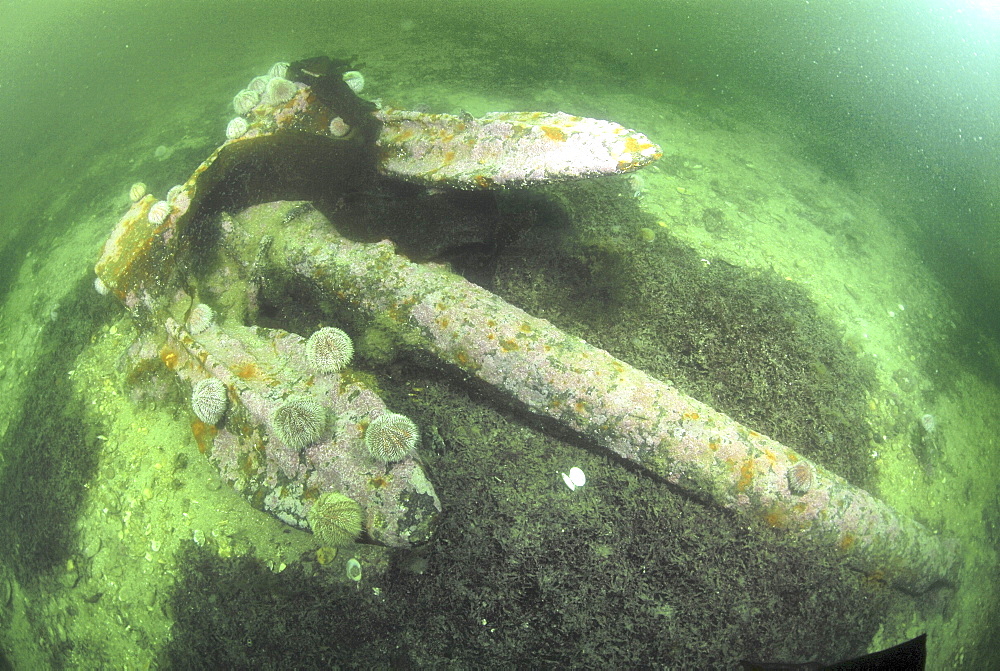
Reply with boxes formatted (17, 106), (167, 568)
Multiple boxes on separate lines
(0, 1), (997, 667)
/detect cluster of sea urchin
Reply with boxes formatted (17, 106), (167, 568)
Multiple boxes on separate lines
(307, 491), (363, 546)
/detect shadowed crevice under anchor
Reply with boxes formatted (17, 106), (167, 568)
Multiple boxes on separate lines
(95, 55), (959, 594)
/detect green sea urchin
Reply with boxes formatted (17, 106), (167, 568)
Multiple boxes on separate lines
(308, 491), (363, 546)
(192, 378), (227, 425)
(306, 327), (354, 373)
(365, 412), (419, 462)
(271, 396), (326, 449)
(187, 303), (214, 335)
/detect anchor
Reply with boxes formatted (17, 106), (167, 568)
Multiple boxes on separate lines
(95, 56), (957, 592)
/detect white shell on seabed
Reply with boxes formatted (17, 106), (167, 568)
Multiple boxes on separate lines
(561, 467), (586, 491)
(342, 70), (364, 93)
(346, 558), (362, 582)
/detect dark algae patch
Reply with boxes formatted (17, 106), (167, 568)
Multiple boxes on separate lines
(492, 178), (878, 489)
(0, 276), (108, 582)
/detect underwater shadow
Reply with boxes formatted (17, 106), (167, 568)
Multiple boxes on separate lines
(0, 275), (109, 582)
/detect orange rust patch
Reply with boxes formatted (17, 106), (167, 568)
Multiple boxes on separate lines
(838, 534), (857, 552)
(159, 346), (178, 370)
(519, 322), (533, 333)
(708, 442), (720, 451)
(474, 175), (494, 188)
(574, 401), (587, 413)
(736, 459), (755, 492)
(763, 448), (778, 465)
(486, 332), (496, 340)
(191, 420), (217, 454)
(369, 474), (391, 489)
(683, 411), (700, 421)
(443, 150), (456, 164)
(500, 338), (519, 352)
(542, 126), (567, 141)
(234, 361), (259, 380)
(749, 430), (762, 438)
(624, 136), (652, 154)
(438, 317), (451, 329)
(486, 319), (497, 327)
(455, 350), (471, 366)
